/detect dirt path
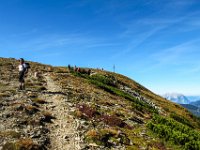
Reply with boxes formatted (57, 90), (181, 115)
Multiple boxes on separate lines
(44, 74), (80, 150)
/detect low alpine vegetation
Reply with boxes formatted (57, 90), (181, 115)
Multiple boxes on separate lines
(147, 114), (200, 150)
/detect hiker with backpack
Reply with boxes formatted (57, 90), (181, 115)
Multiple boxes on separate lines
(18, 58), (30, 90)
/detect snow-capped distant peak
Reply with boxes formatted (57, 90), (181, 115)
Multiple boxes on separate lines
(162, 93), (190, 104)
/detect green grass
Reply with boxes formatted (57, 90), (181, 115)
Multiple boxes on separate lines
(71, 71), (158, 114)
(89, 79), (158, 114)
(170, 112), (194, 128)
(85, 128), (130, 147)
(147, 114), (200, 150)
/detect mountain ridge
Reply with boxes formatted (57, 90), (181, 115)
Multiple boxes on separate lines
(162, 93), (190, 104)
(190, 100), (200, 107)
(187, 96), (200, 102)
(162, 93), (200, 117)
(1, 57), (200, 150)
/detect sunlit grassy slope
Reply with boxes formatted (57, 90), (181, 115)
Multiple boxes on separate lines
(0, 57), (200, 150)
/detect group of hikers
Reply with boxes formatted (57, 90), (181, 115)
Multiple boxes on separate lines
(68, 64), (91, 75)
(18, 59), (92, 91)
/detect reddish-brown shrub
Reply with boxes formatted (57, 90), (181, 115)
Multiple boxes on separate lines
(101, 114), (132, 129)
(77, 104), (99, 119)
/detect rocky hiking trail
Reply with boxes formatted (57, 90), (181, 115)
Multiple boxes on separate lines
(42, 74), (80, 150)
(0, 70), (82, 150)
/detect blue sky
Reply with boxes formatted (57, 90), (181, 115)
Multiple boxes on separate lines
(1, 0), (200, 95)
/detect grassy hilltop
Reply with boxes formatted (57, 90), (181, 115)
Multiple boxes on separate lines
(0, 57), (200, 150)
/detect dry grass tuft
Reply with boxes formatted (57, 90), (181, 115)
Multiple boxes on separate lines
(41, 111), (55, 123)
(86, 129), (99, 138)
(32, 98), (47, 104)
(24, 105), (39, 115)
(0, 131), (21, 138)
(2, 138), (40, 150)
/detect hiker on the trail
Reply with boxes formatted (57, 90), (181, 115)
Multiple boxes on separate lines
(68, 64), (71, 72)
(88, 69), (91, 75)
(74, 65), (78, 72)
(18, 58), (29, 90)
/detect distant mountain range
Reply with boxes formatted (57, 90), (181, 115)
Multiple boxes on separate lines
(190, 100), (200, 107)
(187, 96), (200, 103)
(162, 93), (190, 104)
(162, 93), (200, 117)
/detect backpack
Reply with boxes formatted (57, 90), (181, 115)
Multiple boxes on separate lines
(24, 63), (30, 69)
(23, 63), (30, 74)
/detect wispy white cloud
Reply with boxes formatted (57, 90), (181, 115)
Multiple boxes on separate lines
(8, 32), (117, 53)
(112, 0), (200, 60)
(148, 39), (200, 71)
(111, 26), (164, 59)
(166, 0), (198, 10)
(152, 39), (199, 61)
(85, 42), (120, 48)
(64, 0), (93, 9)
(34, 52), (61, 59)
(187, 65), (200, 74)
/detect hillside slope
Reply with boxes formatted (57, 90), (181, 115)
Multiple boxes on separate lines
(0, 58), (200, 150)
(181, 104), (200, 117)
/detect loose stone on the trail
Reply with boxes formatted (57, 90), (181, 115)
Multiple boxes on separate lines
(64, 135), (70, 141)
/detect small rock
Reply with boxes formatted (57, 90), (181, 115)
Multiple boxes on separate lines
(64, 135), (70, 141)
(89, 143), (98, 147)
